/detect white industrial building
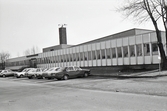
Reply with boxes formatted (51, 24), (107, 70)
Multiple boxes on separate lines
(5, 27), (166, 75)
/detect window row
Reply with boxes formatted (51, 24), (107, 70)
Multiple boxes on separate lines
(36, 42), (158, 64)
(6, 42), (158, 66)
(6, 60), (30, 67)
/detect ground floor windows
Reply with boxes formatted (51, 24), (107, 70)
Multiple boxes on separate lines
(106, 48), (111, 59)
(129, 45), (135, 57)
(117, 47), (122, 58)
(97, 50), (101, 59)
(112, 48), (116, 58)
(144, 43), (150, 56)
(84, 52), (88, 61)
(92, 51), (96, 60)
(80, 52), (84, 61)
(123, 46), (128, 57)
(101, 49), (106, 59)
(152, 42), (158, 55)
(88, 51), (92, 60)
(6, 41), (160, 67)
(136, 44), (142, 56)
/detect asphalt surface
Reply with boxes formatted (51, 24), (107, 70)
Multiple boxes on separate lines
(0, 71), (167, 111)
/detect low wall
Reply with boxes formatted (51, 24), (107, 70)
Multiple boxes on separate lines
(82, 64), (159, 76)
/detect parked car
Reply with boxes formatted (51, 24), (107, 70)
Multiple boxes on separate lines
(14, 68), (34, 78)
(25, 68), (44, 79)
(43, 66), (90, 80)
(0, 69), (17, 77)
(42, 67), (61, 79)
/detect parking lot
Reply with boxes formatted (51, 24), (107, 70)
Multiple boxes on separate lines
(1, 74), (167, 96)
(0, 75), (167, 111)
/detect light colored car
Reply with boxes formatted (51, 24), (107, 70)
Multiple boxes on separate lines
(14, 68), (34, 78)
(25, 68), (44, 79)
(0, 69), (17, 77)
(42, 67), (61, 79)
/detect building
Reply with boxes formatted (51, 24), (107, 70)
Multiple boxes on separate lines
(5, 27), (166, 75)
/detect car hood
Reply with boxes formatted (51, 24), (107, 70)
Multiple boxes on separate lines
(81, 69), (90, 71)
(45, 70), (61, 73)
(17, 72), (26, 75)
(43, 70), (62, 74)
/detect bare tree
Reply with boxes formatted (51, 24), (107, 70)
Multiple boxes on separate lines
(118, 0), (167, 70)
(0, 52), (10, 69)
(24, 46), (40, 56)
(24, 49), (31, 56)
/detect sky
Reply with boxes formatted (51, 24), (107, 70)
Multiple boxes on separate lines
(0, 0), (165, 58)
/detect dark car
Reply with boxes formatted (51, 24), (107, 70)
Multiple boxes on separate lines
(52, 66), (90, 80)
(42, 67), (61, 79)
(0, 69), (16, 77)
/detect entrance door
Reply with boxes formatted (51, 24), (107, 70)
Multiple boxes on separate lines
(29, 58), (37, 68)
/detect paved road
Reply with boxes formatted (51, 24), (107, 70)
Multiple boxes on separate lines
(0, 77), (167, 111)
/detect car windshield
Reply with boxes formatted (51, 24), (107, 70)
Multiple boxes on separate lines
(47, 67), (59, 71)
(58, 67), (66, 71)
(8, 70), (12, 72)
(27, 69), (35, 72)
(22, 69), (28, 72)
(48, 68), (54, 71)
(43, 68), (49, 72)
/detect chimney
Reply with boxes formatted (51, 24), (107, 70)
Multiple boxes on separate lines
(59, 25), (67, 44)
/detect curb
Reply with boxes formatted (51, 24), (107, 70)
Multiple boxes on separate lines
(90, 70), (167, 79)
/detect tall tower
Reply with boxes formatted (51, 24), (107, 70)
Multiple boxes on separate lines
(59, 24), (67, 44)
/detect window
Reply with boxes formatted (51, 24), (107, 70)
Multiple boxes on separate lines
(117, 47), (122, 58)
(112, 48), (116, 58)
(58, 56), (61, 62)
(152, 42), (158, 55)
(84, 52), (88, 60)
(123, 46), (128, 57)
(136, 44), (142, 56)
(56, 56), (58, 63)
(61, 55), (63, 62)
(70, 54), (73, 62)
(106, 48), (111, 59)
(67, 54), (69, 62)
(144, 43), (150, 56)
(74, 66), (81, 71)
(76, 53), (80, 61)
(129, 45), (135, 57)
(88, 51), (92, 60)
(44, 58), (46, 63)
(92, 50), (96, 60)
(80, 52), (83, 61)
(97, 50), (101, 59)
(101, 49), (106, 59)
(63, 54), (67, 62)
(73, 53), (76, 61)
(67, 67), (74, 71)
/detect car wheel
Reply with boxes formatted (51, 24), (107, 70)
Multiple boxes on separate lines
(57, 78), (62, 80)
(63, 75), (69, 80)
(37, 76), (42, 79)
(2, 74), (6, 78)
(28, 76), (32, 79)
(32, 75), (36, 79)
(34, 74), (37, 78)
(42, 77), (46, 79)
(84, 72), (88, 77)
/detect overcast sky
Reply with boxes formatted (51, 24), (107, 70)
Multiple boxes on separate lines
(0, 0), (165, 58)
